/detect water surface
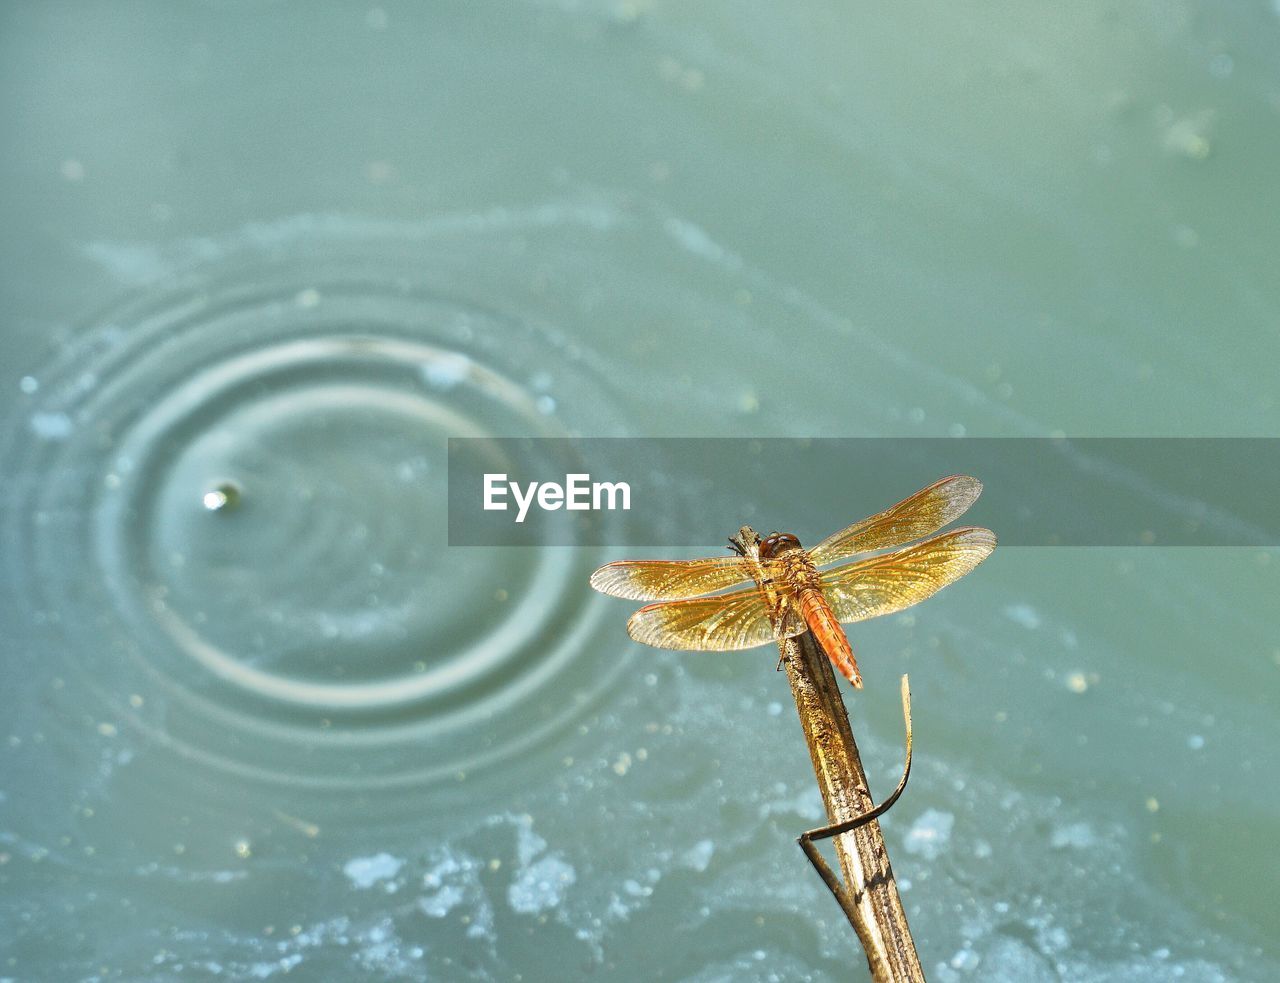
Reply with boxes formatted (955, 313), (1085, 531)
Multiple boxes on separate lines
(2, 2), (1278, 980)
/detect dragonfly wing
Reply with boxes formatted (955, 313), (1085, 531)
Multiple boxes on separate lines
(807, 475), (983, 567)
(626, 588), (805, 651)
(589, 556), (751, 601)
(819, 526), (996, 624)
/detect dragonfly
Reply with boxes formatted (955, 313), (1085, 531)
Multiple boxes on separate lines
(589, 475), (996, 688)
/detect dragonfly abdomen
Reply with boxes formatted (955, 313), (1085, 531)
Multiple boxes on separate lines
(797, 587), (863, 688)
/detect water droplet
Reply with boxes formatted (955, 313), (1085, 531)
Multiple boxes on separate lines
(202, 482), (241, 512)
(29, 411), (73, 441)
(421, 352), (472, 390)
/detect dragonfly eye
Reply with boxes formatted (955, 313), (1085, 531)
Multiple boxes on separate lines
(759, 532), (802, 559)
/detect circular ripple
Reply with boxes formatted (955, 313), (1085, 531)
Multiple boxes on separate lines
(2, 227), (631, 792)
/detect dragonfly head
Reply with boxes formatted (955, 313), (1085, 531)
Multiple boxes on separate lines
(758, 532), (803, 559)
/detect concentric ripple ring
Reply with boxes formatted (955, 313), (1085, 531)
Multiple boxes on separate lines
(1, 225), (631, 792)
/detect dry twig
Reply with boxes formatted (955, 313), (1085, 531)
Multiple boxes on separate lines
(732, 528), (925, 982)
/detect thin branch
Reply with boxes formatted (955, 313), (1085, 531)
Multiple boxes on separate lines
(780, 631), (925, 982)
(798, 675), (913, 923)
(731, 527), (925, 982)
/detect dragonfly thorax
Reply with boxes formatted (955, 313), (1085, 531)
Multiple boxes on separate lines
(759, 532), (803, 559)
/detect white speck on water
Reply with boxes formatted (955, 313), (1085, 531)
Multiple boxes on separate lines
(395, 456), (429, 482)
(420, 852), (472, 916)
(343, 852), (403, 889)
(1050, 822), (1096, 850)
(979, 937), (1056, 982)
(622, 878), (650, 897)
(535, 394), (557, 415)
(419, 881), (465, 918)
(19, 376), (38, 394)
(903, 808), (954, 860)
(248, 953), (302, 978)
(502, 814), (577, 915)
(420, 352), (472, 390)
(949, 946), (981, 971)
(1187, 734), (1205, 750)
(1036, 921), (1071, 954)
(29, 411), (73, 440)
(1004, 604), (1041, 630)
(513, 818), (544, 865)
(417, 848), (492, 938)
(294, 287), (321, 308)
(1161, 110), (1213, 160)
(758, 784), (825, 823)
(681, 839), (715, 872)
(508, 854), (576, 914)
(663, 216), (743, 271)
(1066, 671), (1090, 694)
(766, 701), (783, 716)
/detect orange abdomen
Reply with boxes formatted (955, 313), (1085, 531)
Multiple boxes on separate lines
(798, 588), (863, 688)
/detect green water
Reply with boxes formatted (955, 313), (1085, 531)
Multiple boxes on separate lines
(2, 2), (1278, 980)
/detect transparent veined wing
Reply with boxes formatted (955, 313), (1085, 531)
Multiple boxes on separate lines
(819, 526), (996, 624)
(589, 556), (752, 601)
(807, 475), (983, 567)
(625, 587), (806, 651)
